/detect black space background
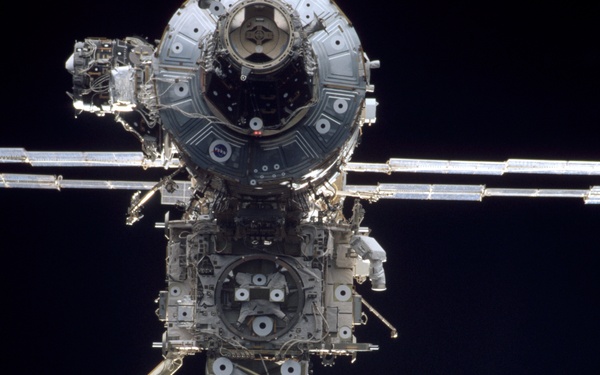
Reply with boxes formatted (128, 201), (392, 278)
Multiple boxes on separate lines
(1, 1), (599, 374)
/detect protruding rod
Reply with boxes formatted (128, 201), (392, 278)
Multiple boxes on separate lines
(0, 173), (193, 208)
(344, 158), (600, 176)
(0, 173), (155, 190)
(339, 184), (600, 204)
(0, 148), (180, 168)
(148, 356), (184, 375)
(125, 167), (184, 225)
(361, 297), (398, 339)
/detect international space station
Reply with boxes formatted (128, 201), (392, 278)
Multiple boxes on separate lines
(1, 1), (598, 374)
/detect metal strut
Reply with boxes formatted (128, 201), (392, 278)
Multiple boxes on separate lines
(344, 158), (600, 175)
(339, 184), (600, 204)
(126, 167), (185, 225)
(361, 297), (398, 339)
(148, 355), (184, 375)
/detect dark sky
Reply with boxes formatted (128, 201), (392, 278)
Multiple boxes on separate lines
(2, 1), (599, 374)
